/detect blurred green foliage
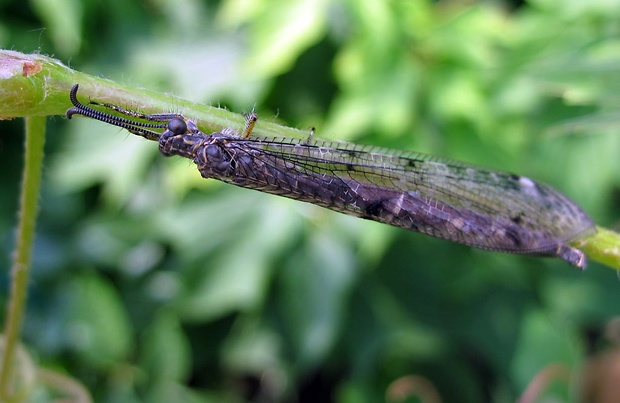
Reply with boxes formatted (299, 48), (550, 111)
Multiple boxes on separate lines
(1, 0), (620, 401)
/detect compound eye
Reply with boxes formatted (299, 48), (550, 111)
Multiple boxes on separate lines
(168, 118), (187, 135)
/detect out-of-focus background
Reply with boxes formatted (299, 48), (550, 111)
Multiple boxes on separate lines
(1, 0), (620, 402)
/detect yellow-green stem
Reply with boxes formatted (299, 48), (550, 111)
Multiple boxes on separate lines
(0, 116), (46, 400)
(0, 51), (618, 271)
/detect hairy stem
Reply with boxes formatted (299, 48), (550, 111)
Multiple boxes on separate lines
(0, 49), (618, 270)
(0, 116), (46, 400)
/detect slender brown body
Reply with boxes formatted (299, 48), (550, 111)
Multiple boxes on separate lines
(158, 120), (594, 268)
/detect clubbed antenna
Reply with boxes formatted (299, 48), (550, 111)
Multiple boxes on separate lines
(66, 84), (176, 141)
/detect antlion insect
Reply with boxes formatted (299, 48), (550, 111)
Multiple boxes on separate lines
(66, 84), (595, 268)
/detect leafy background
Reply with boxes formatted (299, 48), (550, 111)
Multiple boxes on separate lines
(1, 0), (620, 402)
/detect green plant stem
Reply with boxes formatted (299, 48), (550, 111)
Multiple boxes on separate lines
(0, 50), (619, 270)
(0, 50), (309, 140)
(0, 116), (46, 400)
(577, 226), (620, 271)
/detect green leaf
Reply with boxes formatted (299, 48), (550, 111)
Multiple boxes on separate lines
(66, 273), (132, 368)
(233, 0), (329, 78)
(140, 311), (191, 383)
(30, 0), (83, 56)
(278, 229), (356, 370)
(511, 309), (578, 396)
